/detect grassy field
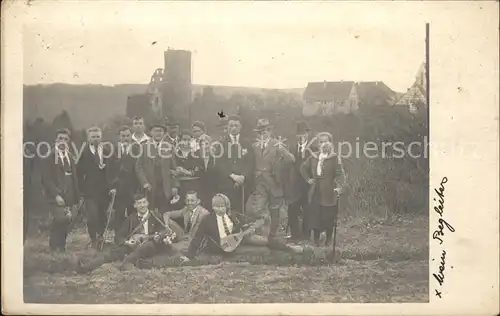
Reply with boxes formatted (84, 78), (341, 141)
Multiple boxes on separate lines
(24, 214), (429, 304)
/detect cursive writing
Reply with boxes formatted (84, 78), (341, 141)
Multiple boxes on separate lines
(432, 177), (455, 244)
(431, 177), (455, 299)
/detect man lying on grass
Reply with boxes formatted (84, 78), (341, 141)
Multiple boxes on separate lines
(177, 193), (304, 262)
(76, 193), (176, 273)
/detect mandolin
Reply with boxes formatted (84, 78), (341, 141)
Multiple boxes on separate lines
(220, 219), (265, 253)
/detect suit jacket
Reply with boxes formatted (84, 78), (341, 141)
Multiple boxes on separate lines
(197, 151), (218, 203)
(106, 142), (140, 201)
(300, 152), (345, 206)
(42, 150), (80, 205)
(284, 139), (316, 204)
(165, 204), (209, 239)
(76, 142), (111, 198)
(215, 134), (254, 191)
(135, 140), (179, 200)
(186, 212), (242, 259)
(251, 137), (295, 197)
(115, 210), (166, 245)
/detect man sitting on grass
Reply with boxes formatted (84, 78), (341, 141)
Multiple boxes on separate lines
(180, 193), (246, 262)
(76, 193), (176, 273)
(163, 190), (209, 246)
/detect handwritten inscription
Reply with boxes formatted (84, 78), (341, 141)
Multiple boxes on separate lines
(432, 177), (455, 299)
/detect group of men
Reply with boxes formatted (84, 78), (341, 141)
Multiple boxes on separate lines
(35, 113), (342, 270)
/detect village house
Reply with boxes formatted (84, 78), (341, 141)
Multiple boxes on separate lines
(394, 62), (427, 113)
(302, 80), (396, 116)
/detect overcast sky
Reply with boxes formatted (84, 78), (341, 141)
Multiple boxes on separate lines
(23, 2), (427, 92)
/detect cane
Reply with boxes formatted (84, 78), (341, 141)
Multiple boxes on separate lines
(67, 197), (86, 233)
(99, 190), (116, 251)
(331, 192), (339, 260)
(241, 184), (245, 215)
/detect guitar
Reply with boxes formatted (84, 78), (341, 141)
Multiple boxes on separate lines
(220, 219), (265, 253)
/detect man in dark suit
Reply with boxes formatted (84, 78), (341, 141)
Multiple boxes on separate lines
(76, 193), (175, 273)
(247, 118), (295, 249)
(181, 193), (242, 261)
(42, 128), (80, 252)
(284, 120), (315, 242)
(215, 115), (253, 219)
(197, 134), (218, 208)
(136, 121), (179, 215)
(164, 190), (210, 253)
(107, 125), (139, 235)
(163, 118), (179, 147)
(77, 126), (111, 250)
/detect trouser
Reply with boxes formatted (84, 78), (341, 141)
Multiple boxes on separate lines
(220, 182), (247, 217)
(122, 240), (172, 264)
(113, 195), (135, 232)
(247, 181), (283, 243)
(85, 195), (109, 243)
(49, 205), (74, 251)
(151, 186), (170, 214)
(79, 240), (172, 273)
(287, 196), (308, 240)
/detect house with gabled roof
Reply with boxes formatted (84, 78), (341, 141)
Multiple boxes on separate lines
(302, 81), (358, 116)
(302, 80), (396, 116)
(394, 62), (427, 113)
(355, 81), (397, 108)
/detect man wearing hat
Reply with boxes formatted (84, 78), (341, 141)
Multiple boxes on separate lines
(163, 117), (179, 147)
(136, 120), (179, 215)
(285, 120), (315, 242)
(247, 118), (295, 249)
(215, 114), (253, 219)
(216, 116), (229, 141)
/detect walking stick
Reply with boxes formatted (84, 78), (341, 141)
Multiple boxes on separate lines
(241, 184), (245, 215)
(99, 190), (116, 251)
(332, 192), (339, 260)
(67, 197), (86, 233)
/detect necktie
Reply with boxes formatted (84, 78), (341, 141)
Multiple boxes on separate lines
(222, 215), (231, 235)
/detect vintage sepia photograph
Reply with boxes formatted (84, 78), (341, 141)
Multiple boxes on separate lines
(21, 10), (429, 305)
(2, 1), (498, 315)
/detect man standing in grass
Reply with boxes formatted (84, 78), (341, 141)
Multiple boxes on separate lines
(42, 128), (80, 252)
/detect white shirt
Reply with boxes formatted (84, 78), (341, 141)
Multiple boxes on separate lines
(317, 152), (328, 176)
(187, 205), (199, 230)
(262, 137), (271, 149)
(298, 140), (308, 153)
(56, 149), (71, 166)
(89, 144), (102, 157)
(138, 211), (149, 235)
(132, 133), (150, 145)
(216, 214), (234, 240)
(230, 134), (240, 144)
(89, 144), (104, 165)
(119, 143), (130, 156)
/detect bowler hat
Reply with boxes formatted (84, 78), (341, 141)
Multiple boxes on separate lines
(254, 118), (273, 132)
(227, 115), (241, 122)
(164, 116), (179, 128)
(296, 120), (311, 134)
(217, 116), (229, 127)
